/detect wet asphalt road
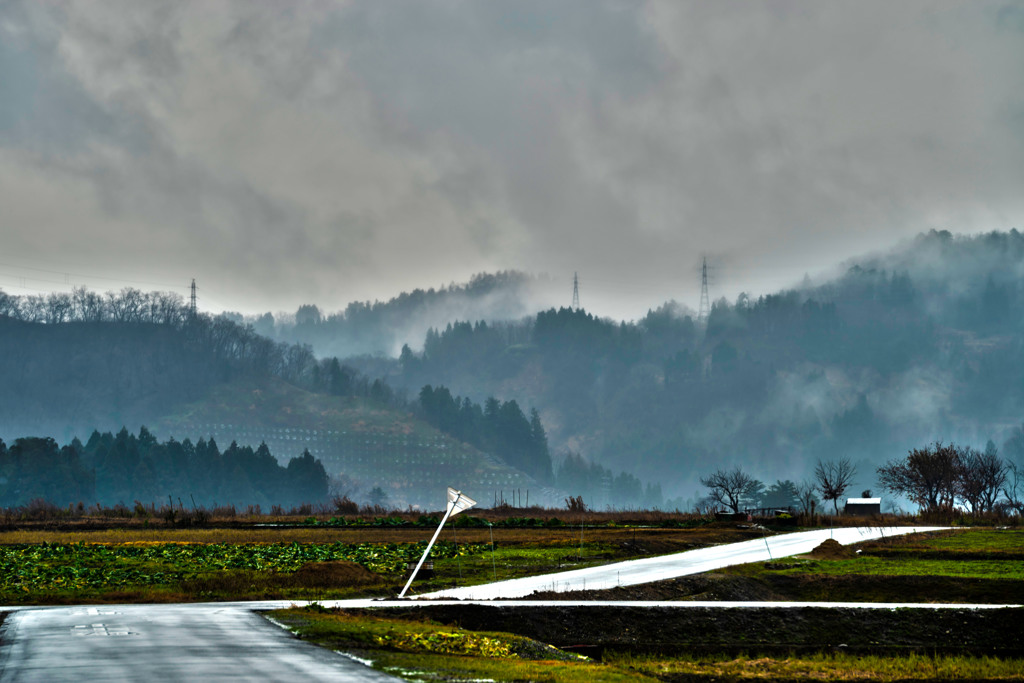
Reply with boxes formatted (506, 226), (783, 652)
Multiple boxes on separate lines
(0, 603), (398, 682)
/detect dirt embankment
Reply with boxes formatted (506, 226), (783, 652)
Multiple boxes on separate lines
(362, 604), (1024, 657)
(520, 571), (1024, 606)
(523, 537), (1024, 605)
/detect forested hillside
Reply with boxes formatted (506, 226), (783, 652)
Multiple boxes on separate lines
(0, 288), (396, 442)
(243, 271), (555, 359)
(382, 230), (1024, 503)
(0, 289), (557, 509)
(4, 230), (1023, 508)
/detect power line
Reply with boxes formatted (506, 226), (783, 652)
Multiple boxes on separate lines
(0, 276), (62, 294)
(0, 261), (188, 291)
(0, 271), (237, 316)
(0, 257), (243, 310)
(0, 272), (76, 289)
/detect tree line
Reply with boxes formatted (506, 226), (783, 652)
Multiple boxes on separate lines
(555, 451), (663, 509)
(417, 385), (552, 481)
(0, 427), (328, 509)
(0, 285), (401, 439)
(0, 285), (403, 394)
(700, 443), (1023, 517)
(877, 442), (1021, 515)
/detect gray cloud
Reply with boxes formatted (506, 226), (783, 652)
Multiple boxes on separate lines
(0, 0), (1021, 321)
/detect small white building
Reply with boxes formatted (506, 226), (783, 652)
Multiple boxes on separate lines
(844, 497), (881, 516)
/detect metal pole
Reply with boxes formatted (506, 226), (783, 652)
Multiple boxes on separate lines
(452, 519), (462, 582)
(489, 523), (497, 581)
(398, 493), (461, 599)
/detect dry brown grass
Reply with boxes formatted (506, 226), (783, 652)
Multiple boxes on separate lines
(0, 524), (773, 549)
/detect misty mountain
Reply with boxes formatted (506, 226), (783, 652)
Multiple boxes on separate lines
(243, 271), (559, 359)
(0, 289), (384, 442)
(4, 229), (1023, 509)
(0, 289), (561, 509)
(377, 230), (1024, 504)
(0, 316), (219, 442)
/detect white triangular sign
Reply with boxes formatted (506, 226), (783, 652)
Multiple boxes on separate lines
(447, 487), (476, 517)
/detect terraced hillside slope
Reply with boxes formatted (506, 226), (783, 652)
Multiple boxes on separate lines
(153, 375), (558, 509)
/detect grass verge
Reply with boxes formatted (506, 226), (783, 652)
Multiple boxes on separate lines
(711, 528), (1024, 604)
(268, 606), (655, 682)
(271, 605), (1024, 682)
(608, 651), (1024, 681)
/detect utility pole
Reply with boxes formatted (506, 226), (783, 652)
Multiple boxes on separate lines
(571, 272), (580, 310)
(697, 257), (710, 328)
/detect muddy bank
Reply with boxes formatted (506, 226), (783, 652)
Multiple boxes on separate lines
(354, 604), (1024, 657)
(518, 572), (1024, 605)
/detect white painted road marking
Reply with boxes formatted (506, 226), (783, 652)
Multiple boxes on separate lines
(70, 623), (132, 637)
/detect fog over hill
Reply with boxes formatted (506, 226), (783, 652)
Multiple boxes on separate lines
(341, 230), (1024, 505)
(5, 2), (1024, 511)
(244, 271), (561, 359)
(2, 230), (1023, 509)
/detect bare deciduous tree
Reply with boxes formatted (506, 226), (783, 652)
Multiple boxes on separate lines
(700, 466), (762, 514)
(957, 446), (1008, 514)
(0, 290), (18, 318)
(1001, 462), (1024, 516)
(814, 457), (857, 514)
(71, 286), (106, 322)
(877, 442), (960, 512)
(19, 294), (47, 323)
(796, 480), (819, 515)
(44, 292), (73, 324)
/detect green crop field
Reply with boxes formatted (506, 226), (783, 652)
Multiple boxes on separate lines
(713, 527), (1024, 604)
(0, 541), (483, 603)
(890, 527), (1024, 555)
(724, 528), (1024, 581)
(727, 556), (1024, 580)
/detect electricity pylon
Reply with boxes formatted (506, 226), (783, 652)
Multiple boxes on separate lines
(697, 257), (710, 327)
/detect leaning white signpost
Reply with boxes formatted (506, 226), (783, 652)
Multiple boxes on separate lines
(398, 487), (477, 599)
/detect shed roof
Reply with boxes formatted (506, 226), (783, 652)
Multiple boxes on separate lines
(846, 498), (881, 505)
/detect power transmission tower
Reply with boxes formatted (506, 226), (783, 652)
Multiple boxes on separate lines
(697, 257), (711, 327)
(571, 272), (580, 310)
(189, 278), (197, 317)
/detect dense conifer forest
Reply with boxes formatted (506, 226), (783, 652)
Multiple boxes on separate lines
(0, 428), (327, 509)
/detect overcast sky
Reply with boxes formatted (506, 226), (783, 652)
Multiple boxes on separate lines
(1, 1), (1022, 320)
